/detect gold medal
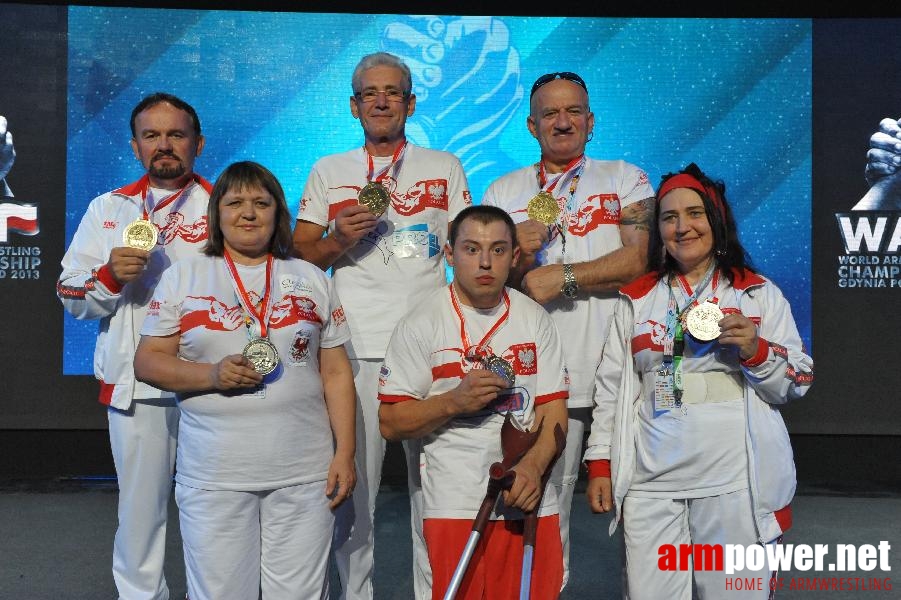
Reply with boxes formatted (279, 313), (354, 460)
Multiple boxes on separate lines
(683, 300), (725, 342)
(122, 219), (158, 251)
(358, 181), (390, 216)
(527, 191), (560, 225)
(243, 337), (280, 375)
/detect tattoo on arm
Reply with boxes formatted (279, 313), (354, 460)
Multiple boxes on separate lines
(620, 197), (654, 232)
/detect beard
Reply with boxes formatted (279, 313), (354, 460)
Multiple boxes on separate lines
(148, 154), (187, 180)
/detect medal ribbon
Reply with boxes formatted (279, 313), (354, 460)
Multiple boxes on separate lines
(223, 251), (275, 340)
(139, 174), (200, 220)
(448, 283), (511, 361)
(365, 139), (407, 184)
(536, 155), (585, 258)
(663, 263), (719, 405)
(537, 155), (583, 195)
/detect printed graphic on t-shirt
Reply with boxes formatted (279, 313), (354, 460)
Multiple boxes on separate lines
(570, 193), (620, 236)
(289, 327), (313, 365)
(179, 293), (322, 334)
(324, 177), (450, 220)
(158, 212), (207, 244)
(505, 342), (537, 375)
(391, 178), (449, 216)
(392, 223), (440, 258)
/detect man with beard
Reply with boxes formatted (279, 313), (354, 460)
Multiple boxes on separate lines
(58, 93), (210, 600)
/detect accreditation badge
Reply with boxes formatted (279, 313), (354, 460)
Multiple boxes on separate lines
(654, 368), (677, 412)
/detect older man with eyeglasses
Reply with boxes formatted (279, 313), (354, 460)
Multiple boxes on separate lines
(293, 51), (472, 600)
(482, 70), (656, 590)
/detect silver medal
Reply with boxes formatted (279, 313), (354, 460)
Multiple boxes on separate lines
(243, 337), (280, 375)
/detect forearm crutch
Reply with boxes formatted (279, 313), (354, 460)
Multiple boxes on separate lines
(518, 423), (566, 600)
(443, 413), (541, 600)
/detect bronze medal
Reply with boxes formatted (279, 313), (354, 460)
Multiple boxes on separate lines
(122, 219), (158, 251)
(484, 354), (515, 387)
(683, 300), (725, 342)
(526, 191), (560, 225)
(243, 337), (280, 375)
(358, 181), (390, 216)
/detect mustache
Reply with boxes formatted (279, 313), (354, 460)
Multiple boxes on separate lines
(152, 151), (180, 161)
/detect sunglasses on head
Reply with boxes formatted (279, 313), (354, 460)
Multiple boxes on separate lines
(530, 72), (588, 98)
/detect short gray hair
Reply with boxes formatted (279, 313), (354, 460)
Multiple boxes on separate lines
(351, 52), (413, 97)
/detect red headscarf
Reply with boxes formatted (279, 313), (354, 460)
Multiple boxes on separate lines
(657, 173), (726, 221)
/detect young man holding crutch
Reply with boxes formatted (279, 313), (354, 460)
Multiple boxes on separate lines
(379, 204), (569, 599)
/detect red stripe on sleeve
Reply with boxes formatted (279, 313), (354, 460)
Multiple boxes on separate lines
(378, 394), (416, 404)
(535, 390), (568, 405)
(432, 362), (464, 381)
(95, 264), (123, 294)
(586, 459), (611, 479)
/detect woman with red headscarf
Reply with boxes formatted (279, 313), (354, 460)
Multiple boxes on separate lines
(583, 163), (814, 599)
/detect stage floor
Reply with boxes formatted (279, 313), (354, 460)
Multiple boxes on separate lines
(1, 479), (898, 599)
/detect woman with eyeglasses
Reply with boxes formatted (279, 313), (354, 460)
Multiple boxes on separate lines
(583, 163), (813, 599)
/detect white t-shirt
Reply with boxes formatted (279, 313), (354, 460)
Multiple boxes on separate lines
(378, 285), (569, 520)
(141, 255), (351, 491)
(297, 143), (472, 359)
(483, 158), (654, 407)
(628, 276), (748, 498)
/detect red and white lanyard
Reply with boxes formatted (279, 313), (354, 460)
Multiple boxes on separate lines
(365, 139), (407, 184)
(139, 176), (196, 221)
(223, 251), (276, 341)
(536, 155), (585, 258)
(448, 283), (510, 361)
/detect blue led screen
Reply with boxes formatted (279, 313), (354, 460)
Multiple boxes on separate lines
(64, 10), (811, 373)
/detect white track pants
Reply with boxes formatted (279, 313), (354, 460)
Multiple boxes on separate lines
(549, 408), (591, 589)
(333, 359), (385, 600)
(623, 489), (780, 599)
(108, 399), (178, 600)
(176, 482), (333, 600)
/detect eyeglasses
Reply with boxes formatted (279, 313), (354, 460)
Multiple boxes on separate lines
(354, 88), (408, 103)
(529, 72), (588, 98)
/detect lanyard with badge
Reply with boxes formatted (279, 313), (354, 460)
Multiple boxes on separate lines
(655, 264), (719, 411)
